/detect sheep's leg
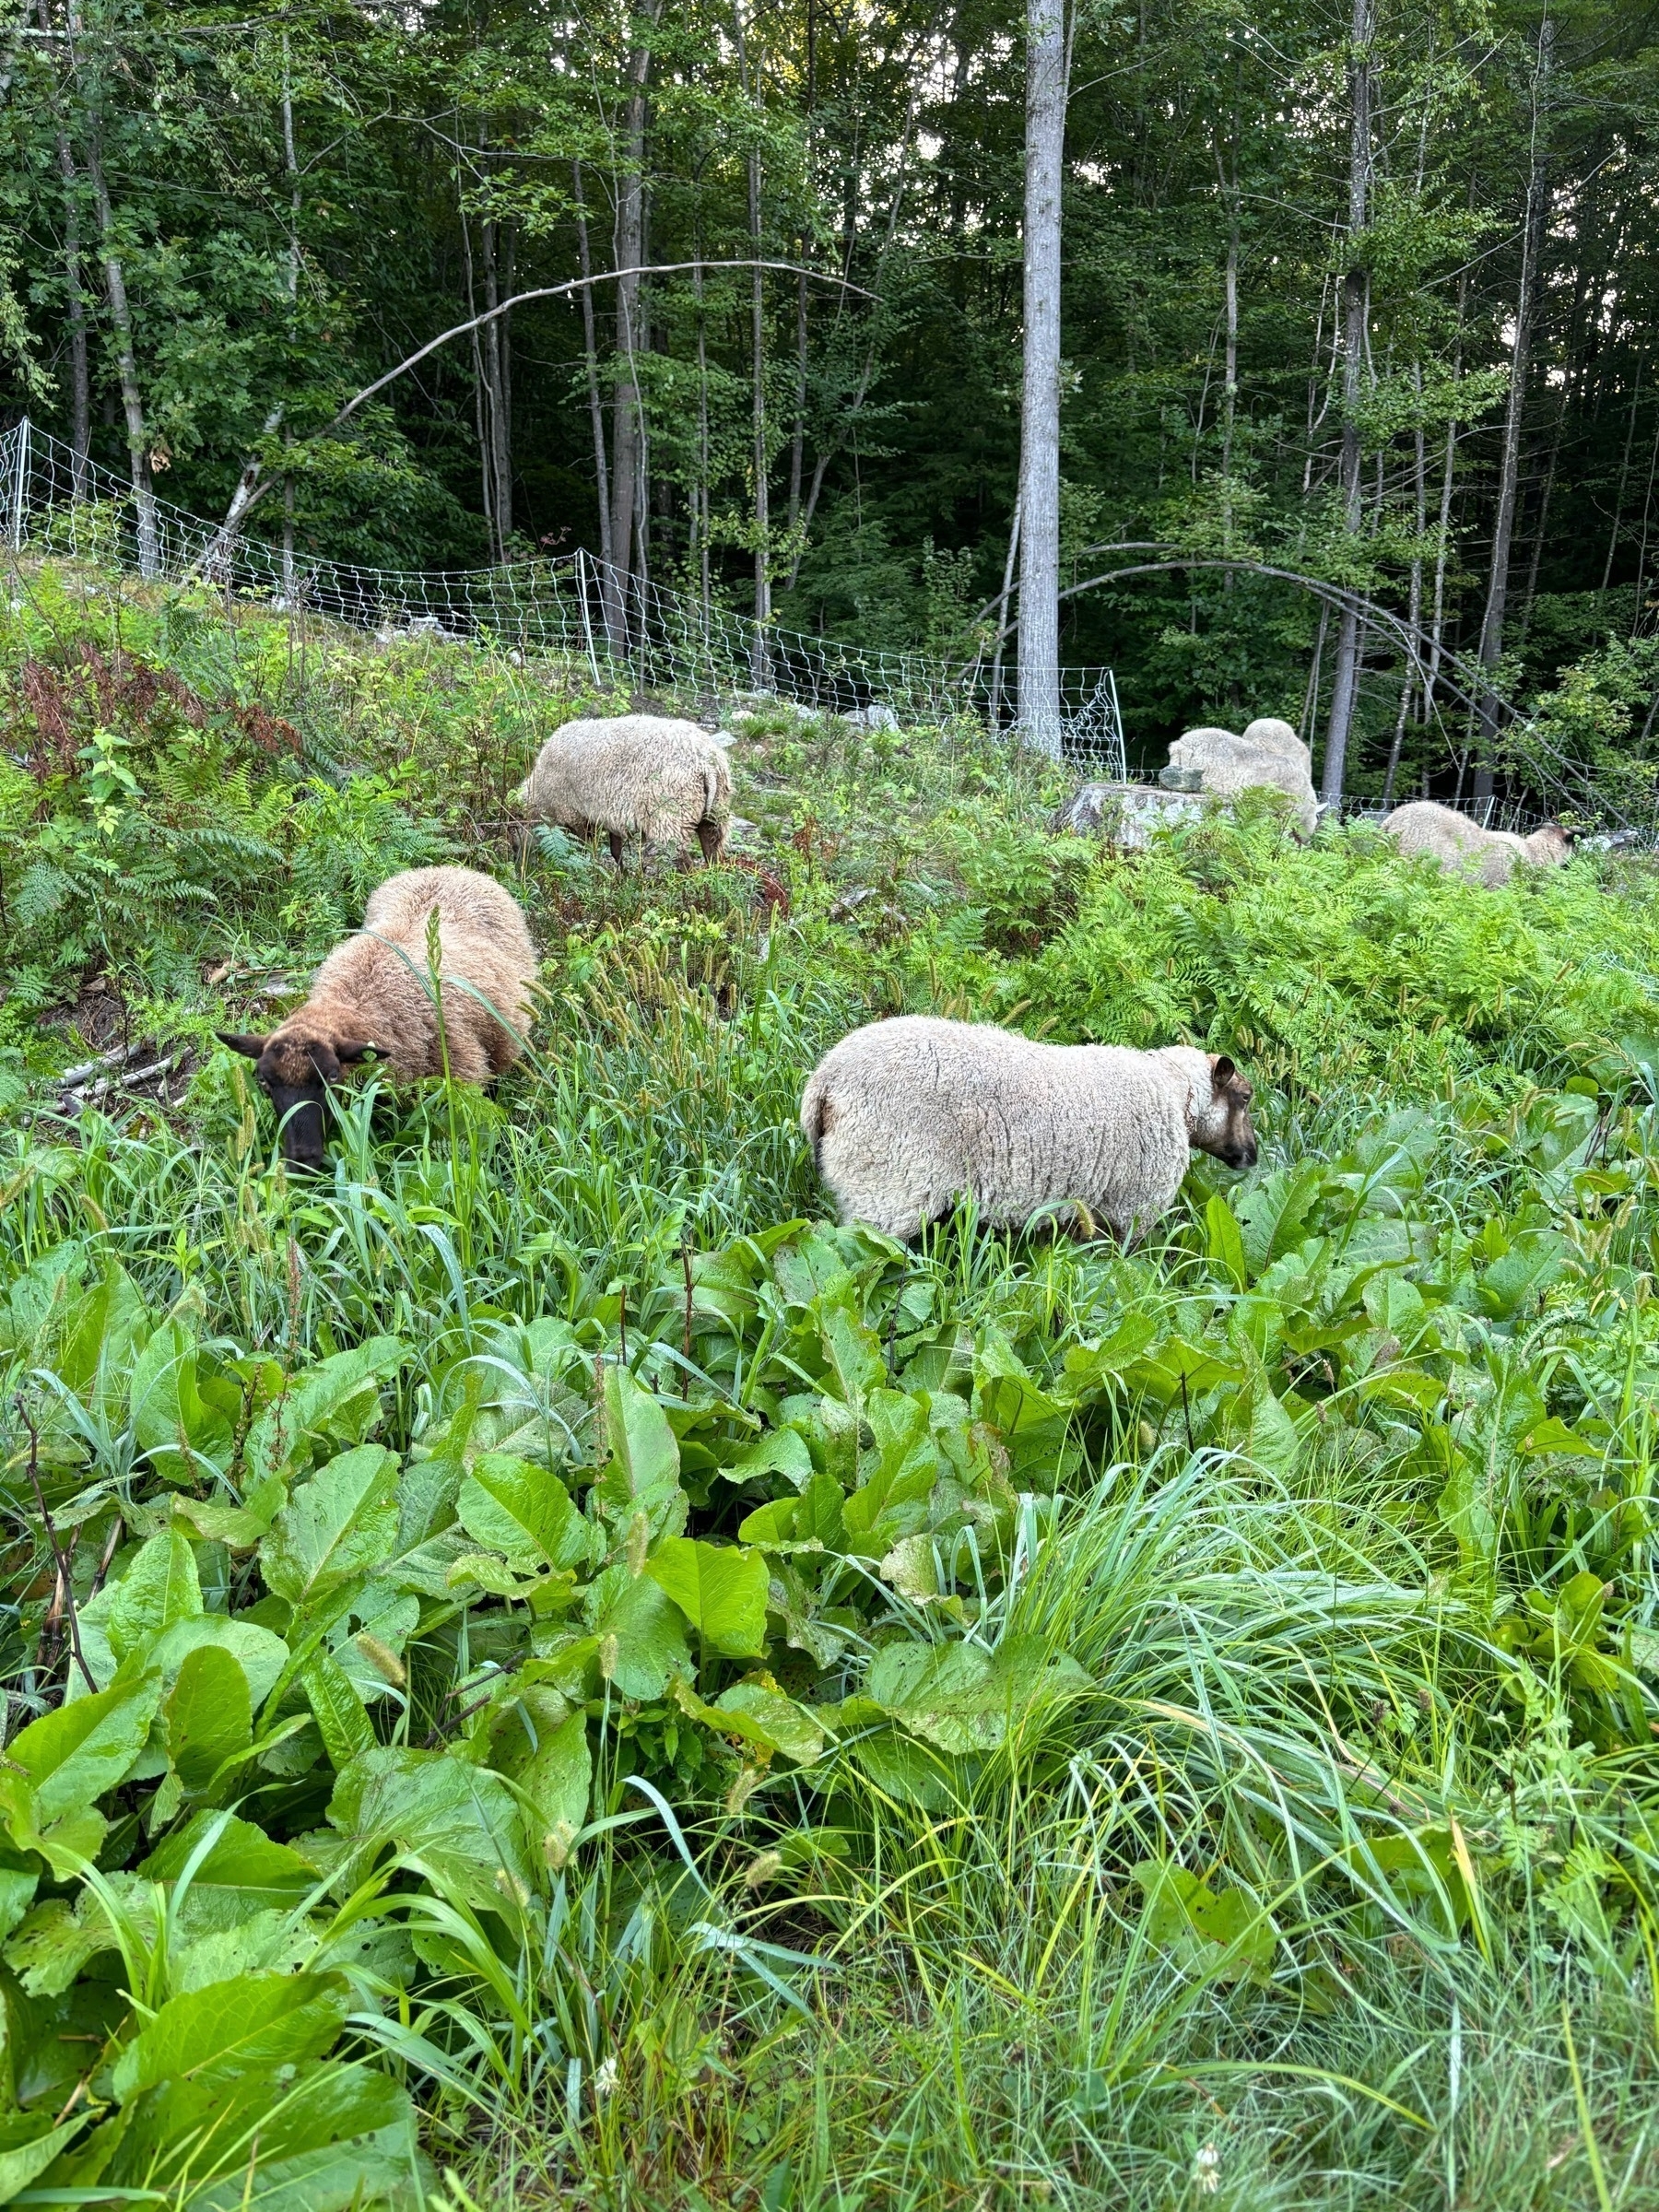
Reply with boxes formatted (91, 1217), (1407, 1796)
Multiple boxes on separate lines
(607, 830), (625, 869)
(696, 818), (722, 865)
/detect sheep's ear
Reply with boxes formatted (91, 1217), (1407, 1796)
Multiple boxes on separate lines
(334, 1040), (380, 1065)
(1211, 1055), (1237, 1090)
(217, 1031), (268, 1061)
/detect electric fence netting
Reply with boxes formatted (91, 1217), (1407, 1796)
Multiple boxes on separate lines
(0, 418), (1127, 775)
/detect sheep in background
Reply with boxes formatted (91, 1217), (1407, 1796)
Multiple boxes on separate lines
(801, 1015), (1257, 1244)
(517, 714), (732, 865)
(1165, 722), (1319, 837)
(218, 865), (536, 1171)
(1380, 799), (1573, 888)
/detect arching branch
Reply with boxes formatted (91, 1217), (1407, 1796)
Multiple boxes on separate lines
(214, 260), (870, 545)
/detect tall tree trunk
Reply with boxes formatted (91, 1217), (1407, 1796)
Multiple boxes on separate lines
(36, 2), (89, 493)
(1472, 18), (1553, 801)
(1423, 244), (1471, 740)
(733, 0), (771, 665)
(1601, 361), (1641, 596)
(1017, 0), (1067, 756)
(481, 217), (512, 558)
(572, 160), (614, 578)
(1381, 365), (1427, 806)
(1320, 0), (1373, 807)
(607, 4), (661, 648)
(459, 194), (494, 557)
(694, 248), (712, 625)
(83, 116), (156, 576)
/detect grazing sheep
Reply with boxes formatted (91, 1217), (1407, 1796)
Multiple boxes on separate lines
(517, 714), (732, 865)
(1380, 799), (1573, 888)
(1166, 723), (1319, 837)
(800, 1015), (1257, 1243)
(218, 865), (537, 1171)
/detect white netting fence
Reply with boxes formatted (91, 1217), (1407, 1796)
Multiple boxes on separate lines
(0, 418), (1127, 776)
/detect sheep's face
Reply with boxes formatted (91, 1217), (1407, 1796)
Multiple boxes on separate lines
(1192, 1056), (1258, 1171)
(1529, 822), (1574, 865)
(217, 1027), (375, 1171)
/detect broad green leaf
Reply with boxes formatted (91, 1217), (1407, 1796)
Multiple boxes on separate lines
(327, 1747), (536, 1914)
(0, 2111), (91, 2199)
(720, 1428), (815, 1489)
(112, 1971), (349, 2100)
(105, 1532), (203, 1663)
(144, 2068), (420, 2211)
(139, 1813), (318, 1918)
(673, 1677), (828, 1766)
(4, 1894), (124, 1997)
(1244, 1387), (1300, 1477)
(457, 1453), (593, 1573)
(142, 1615), (289, 1712)
(646, 1538), (769, 1657)
(819, 1305), (886, 1403)
(132, 1319), (234, 1484)
(4, 1673), (162, 1829)
(591, 1366), (684, 1535)
(165, 1644), (252, 1792)
(512, 1711), (591, 1861)
(1134, 1861), (1275, 1984)
(583, 1569), (692, 1699)
(301, 1650), (377, 1769)
(865, 1635), (1089, 1755)
(260, 1443), (400, 1610)
(1518, 1415), (1599, 1458)
(1205, 1194), (1248, 1291)
(245, 1336), (406, 1482)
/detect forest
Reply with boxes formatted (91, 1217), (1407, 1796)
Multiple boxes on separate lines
(4, 2), (1659, 2209)
(5, 0), (1659, 795)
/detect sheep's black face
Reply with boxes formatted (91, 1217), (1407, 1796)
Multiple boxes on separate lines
(1195, 1054), (1259, 1171)
(218, 1029), (362, 1172)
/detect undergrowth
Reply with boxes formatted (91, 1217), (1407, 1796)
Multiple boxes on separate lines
(0, 563), (1656, 2208)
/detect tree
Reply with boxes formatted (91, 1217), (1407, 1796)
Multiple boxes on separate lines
(1017, 0), (1068, 756)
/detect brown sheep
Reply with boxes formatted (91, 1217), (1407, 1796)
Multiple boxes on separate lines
(218, 865), (537, 1170)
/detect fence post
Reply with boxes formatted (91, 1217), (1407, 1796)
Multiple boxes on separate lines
(575, 547), (601, 685)
(8, 418), (29, 553)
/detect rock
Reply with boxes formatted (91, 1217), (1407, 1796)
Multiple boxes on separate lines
(1158, 764), (1206, 793)
(844, 703), (900, 733)
(1053, 782), (1204, 847)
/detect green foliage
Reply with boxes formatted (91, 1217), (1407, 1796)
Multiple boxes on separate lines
(2, 584), (1659, 2204)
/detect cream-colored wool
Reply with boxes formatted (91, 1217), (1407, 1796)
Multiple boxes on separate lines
(1380, 799), (1572, 888)
(275, 866), (535, 1084)
(218, 866), (538, 1170)
(518, 714), (732, 861)
(800, 1016), (1257, 1243)
(1168, 724), (1319, 836)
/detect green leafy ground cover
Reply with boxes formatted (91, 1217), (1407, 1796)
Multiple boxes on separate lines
(2, 567), (1659, 2207)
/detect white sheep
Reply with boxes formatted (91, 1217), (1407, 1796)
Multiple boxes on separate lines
(518, 714), (732, 865)
(218, 865), (537, 1171)
(1380, 799), (1572, 888)
(800, 1015), (1258, 1243)
(1166, 723), (1319, 836)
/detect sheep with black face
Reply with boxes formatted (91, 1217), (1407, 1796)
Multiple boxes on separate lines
(218, 865), (537, 1171)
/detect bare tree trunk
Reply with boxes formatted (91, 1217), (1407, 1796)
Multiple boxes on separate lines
(1319, 0), (1373, 806)
(572, 160), (614, 579)
(988, 496), (1020, 732)
(1601, 361), (1641, 596)
(1423, 248), (1471, 740)
(1629, 403), (1659, 638)
(1472, 18), (1553, 801)
(733, 0), (771, 665)
(36, 3), (90, 493)
(83, 120), (156, 575)
(1381, 367), (1427, 806)
(607, 6), (661, 649)
(1017, 0), (1068, 756)
(459, 194), (494, 558)
(481, 218), (512, 558)
(695, 250), (712, 626)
